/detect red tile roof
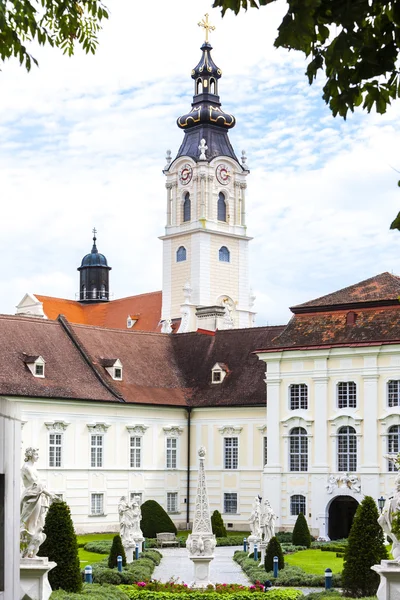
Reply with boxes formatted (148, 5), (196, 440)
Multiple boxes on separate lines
(35, 291), (162, 332)
(292, 272), (400, 313)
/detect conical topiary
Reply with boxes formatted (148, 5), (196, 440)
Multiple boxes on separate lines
(265, 536), (284, 571)
(108, 534), (127, 568)
(211, 510), (227, 537)
(140, 499), (177, 538)
(292, 512), (311, 547)
(38, 500), (82, 592)
(342, 495), (387, 597)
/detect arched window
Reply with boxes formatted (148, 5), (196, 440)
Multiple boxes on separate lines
(388, 425), (400, 471)
(218, 192), (227, 221)
(176, 246), (187, 262)
(100, 284), (106, 299)
(196, 78), (203, 94)
(183, 193), (191, 222)
(91, 287), (97, 299)
(388, 380), (400, 407)
(210, 78), (216, 94)
(81, 285), (86, 300)
(219, 246), (230, 262)
(289, 427), (308, 472)
(289, 384), (308, 410)
(337, 426), (357, 472)
(337, 381), (357, 408)
(290, 495), (306, 516)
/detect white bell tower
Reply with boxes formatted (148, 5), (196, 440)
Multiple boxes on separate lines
(160, 16), (255, 333)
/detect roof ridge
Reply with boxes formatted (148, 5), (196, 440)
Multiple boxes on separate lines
(71, 322), (166, 336)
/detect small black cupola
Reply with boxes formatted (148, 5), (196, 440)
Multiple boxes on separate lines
(78, 228), (111, 303)
(173, 14), (239, 164)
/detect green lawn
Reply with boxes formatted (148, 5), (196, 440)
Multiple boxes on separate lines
(284, 549), (343, 574)
(77, 532), (117, 545)
(78, 548), (106, 568)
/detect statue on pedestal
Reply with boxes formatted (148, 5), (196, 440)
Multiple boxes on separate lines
(379, 456), (400, 561)
(20, 447), (53, 558)
(260, 499), (276, 544)
(249, 496), (262, 538)
(118, 495), (144, 560)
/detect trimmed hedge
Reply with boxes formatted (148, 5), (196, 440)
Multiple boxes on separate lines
(292, 513), (311, 548)
(233, 551), (342, 588)
(50, 583), (129, 599)
(85, 540), (113, 554)
(90, 551), (161, 586)
(265, 537), (284, 571)
(118, 590), (303, 600)
(211, 510), (227, 537)
(276, 532), (293, 544)
(140, 500), (177, 538)
(109, 535), (127, 568)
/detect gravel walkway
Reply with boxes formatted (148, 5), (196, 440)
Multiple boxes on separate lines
(152, 546), (251, 586)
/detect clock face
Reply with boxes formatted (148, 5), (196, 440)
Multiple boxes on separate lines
(179, 164), (193, 185)
(216, 163), (231, 185)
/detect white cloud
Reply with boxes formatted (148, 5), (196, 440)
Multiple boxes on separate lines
(0, 0), (400, 328)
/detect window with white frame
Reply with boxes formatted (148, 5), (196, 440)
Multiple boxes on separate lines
(130, 436), (142, 468)
(130, 492), (143, 505)
(166, 438), (177, 469)
(91, 493), (104, 515)
(167, 492), (178, 513)
(263, 436), (268, 466)
(337, 381), (357, 408)
(49, 433), (62, 467)
(289, 427), (308, 471)
(91, 434), (103, 468)
(224, 492), (238, 513)
(224, 437), (238, 469)
(337, 426), (357, 472)
(388, 380), (400, 407)
(290, 494), (306, 516)
(289, 384), (308, 410)
(388, 425), (400, 471)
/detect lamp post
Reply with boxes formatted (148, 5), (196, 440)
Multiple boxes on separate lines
(378, 496), (386, 514)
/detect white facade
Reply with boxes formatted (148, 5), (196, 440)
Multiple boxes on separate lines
(160, 154), (255, 331)
(258, 344), (400, 538)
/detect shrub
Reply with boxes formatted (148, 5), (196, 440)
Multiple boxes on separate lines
(140, 500), (177, 538)
(141, 549), (162, 565)
(109, 535), (127, 568)
(305, 592), (343, 600)
(265, 536), (285, 571)
(276, 532), (293, 544)
(85, 540), (113, 554)
(292, 513), (311, 548)
(211, 510), (227, 537)
(38, 500), (82, 593)
(118, 589), (303, 600)
(342, 495), (388, 597)
(90, 552), (157, 586)
(50, 583), (129, 599)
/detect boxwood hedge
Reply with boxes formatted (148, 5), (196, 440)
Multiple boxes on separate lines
(50, 583), (129, 599)
(118, 589), (303, 600)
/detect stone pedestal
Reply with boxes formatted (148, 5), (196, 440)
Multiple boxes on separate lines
(134, 536), (144, 553)
(189, 556), (214, 589)
(20, 557), (56, 600)
(372, 559), (400, 600)
(247, 534), (261, 556)
(259, 541), (267, 567)
(124, 545), (134, 563)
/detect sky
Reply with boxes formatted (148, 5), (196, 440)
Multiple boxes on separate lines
(1, 0), (400, 326)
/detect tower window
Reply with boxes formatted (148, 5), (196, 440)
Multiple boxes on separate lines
(91, 286), (97, 299)
(210, 78), (216, 94)
(100, 284), (106, 299)
(183, 193), (191, 222)
(218, 192), (227, 221)
(176, 246), (187, 262)
(81, 285), (86, 300)
(196, 78), (203, 94)
(219, 246), (230, 262)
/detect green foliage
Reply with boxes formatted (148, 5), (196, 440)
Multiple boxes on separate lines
(284, 549), (343, 574)
(265, 536), (285, 571)
(109, 535), (127, 569)
(141, 549), (162, 565)
(90, 552), (159, 585)
(118, 589), (303, 600)
(211, 510), (227, 537)
(38, 500), (82, 592)
(0, 0), (109, 71)
(342, 495), (388, 597)
(50, 583), (129, 598)
(85, 540), (113, 554)
(276, 532), (293, 544)
(304, 593), (343, 600)
(140, 500), (177, 538)
(212, 0), (400, 119)
(292, 513), (311, 548)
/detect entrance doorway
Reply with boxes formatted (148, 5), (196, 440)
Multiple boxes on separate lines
(328, 496), (358, 540)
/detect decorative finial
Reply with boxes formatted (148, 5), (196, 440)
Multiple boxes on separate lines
(164, 149), (172, 170)
(199, 138), (208, 160)
(198, 446), (206, 458)
(241, 150), (249, 169)
(92, 227), (97, 241)
(198, 13), (215, 43)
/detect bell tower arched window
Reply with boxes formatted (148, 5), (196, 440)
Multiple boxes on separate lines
(218, 192), (227, 222)
(176, 246), (187, 262)
(183, 193), (191, 222)
(219, 246), (230, 263)
(196, 78), (203, 94)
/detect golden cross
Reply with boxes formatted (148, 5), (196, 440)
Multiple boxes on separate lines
(198, 13), (215, 42)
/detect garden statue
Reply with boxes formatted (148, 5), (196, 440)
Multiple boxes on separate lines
(260, 499), (276, 544)
(378, 455), (400, 560)
(249, 495), (262, 538)
(118, 495), (144, 560)
(20, 447), (53, 558)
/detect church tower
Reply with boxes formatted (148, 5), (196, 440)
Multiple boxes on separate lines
(78, 229), (111, 302)
(160, 15), (255, 333)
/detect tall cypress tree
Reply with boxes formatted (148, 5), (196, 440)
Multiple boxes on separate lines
(342, 495), (388, 597)
(265, 536), (285, 571)
(108, 534), (127, 568)
(38, 501), (82, 592)
(211, 510), (227, 537)
(292, 512), (311, 547)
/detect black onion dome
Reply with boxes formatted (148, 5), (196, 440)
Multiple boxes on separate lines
(174, 41), (238, 164)
(78, 233), (111, 270)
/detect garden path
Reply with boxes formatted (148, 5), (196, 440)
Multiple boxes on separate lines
(152, 546), (251, 585)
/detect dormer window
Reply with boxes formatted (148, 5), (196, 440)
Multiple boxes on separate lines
(22, 354), (45, 378)
(100, 358), (123, 381)
(211, 362), (228, 384)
